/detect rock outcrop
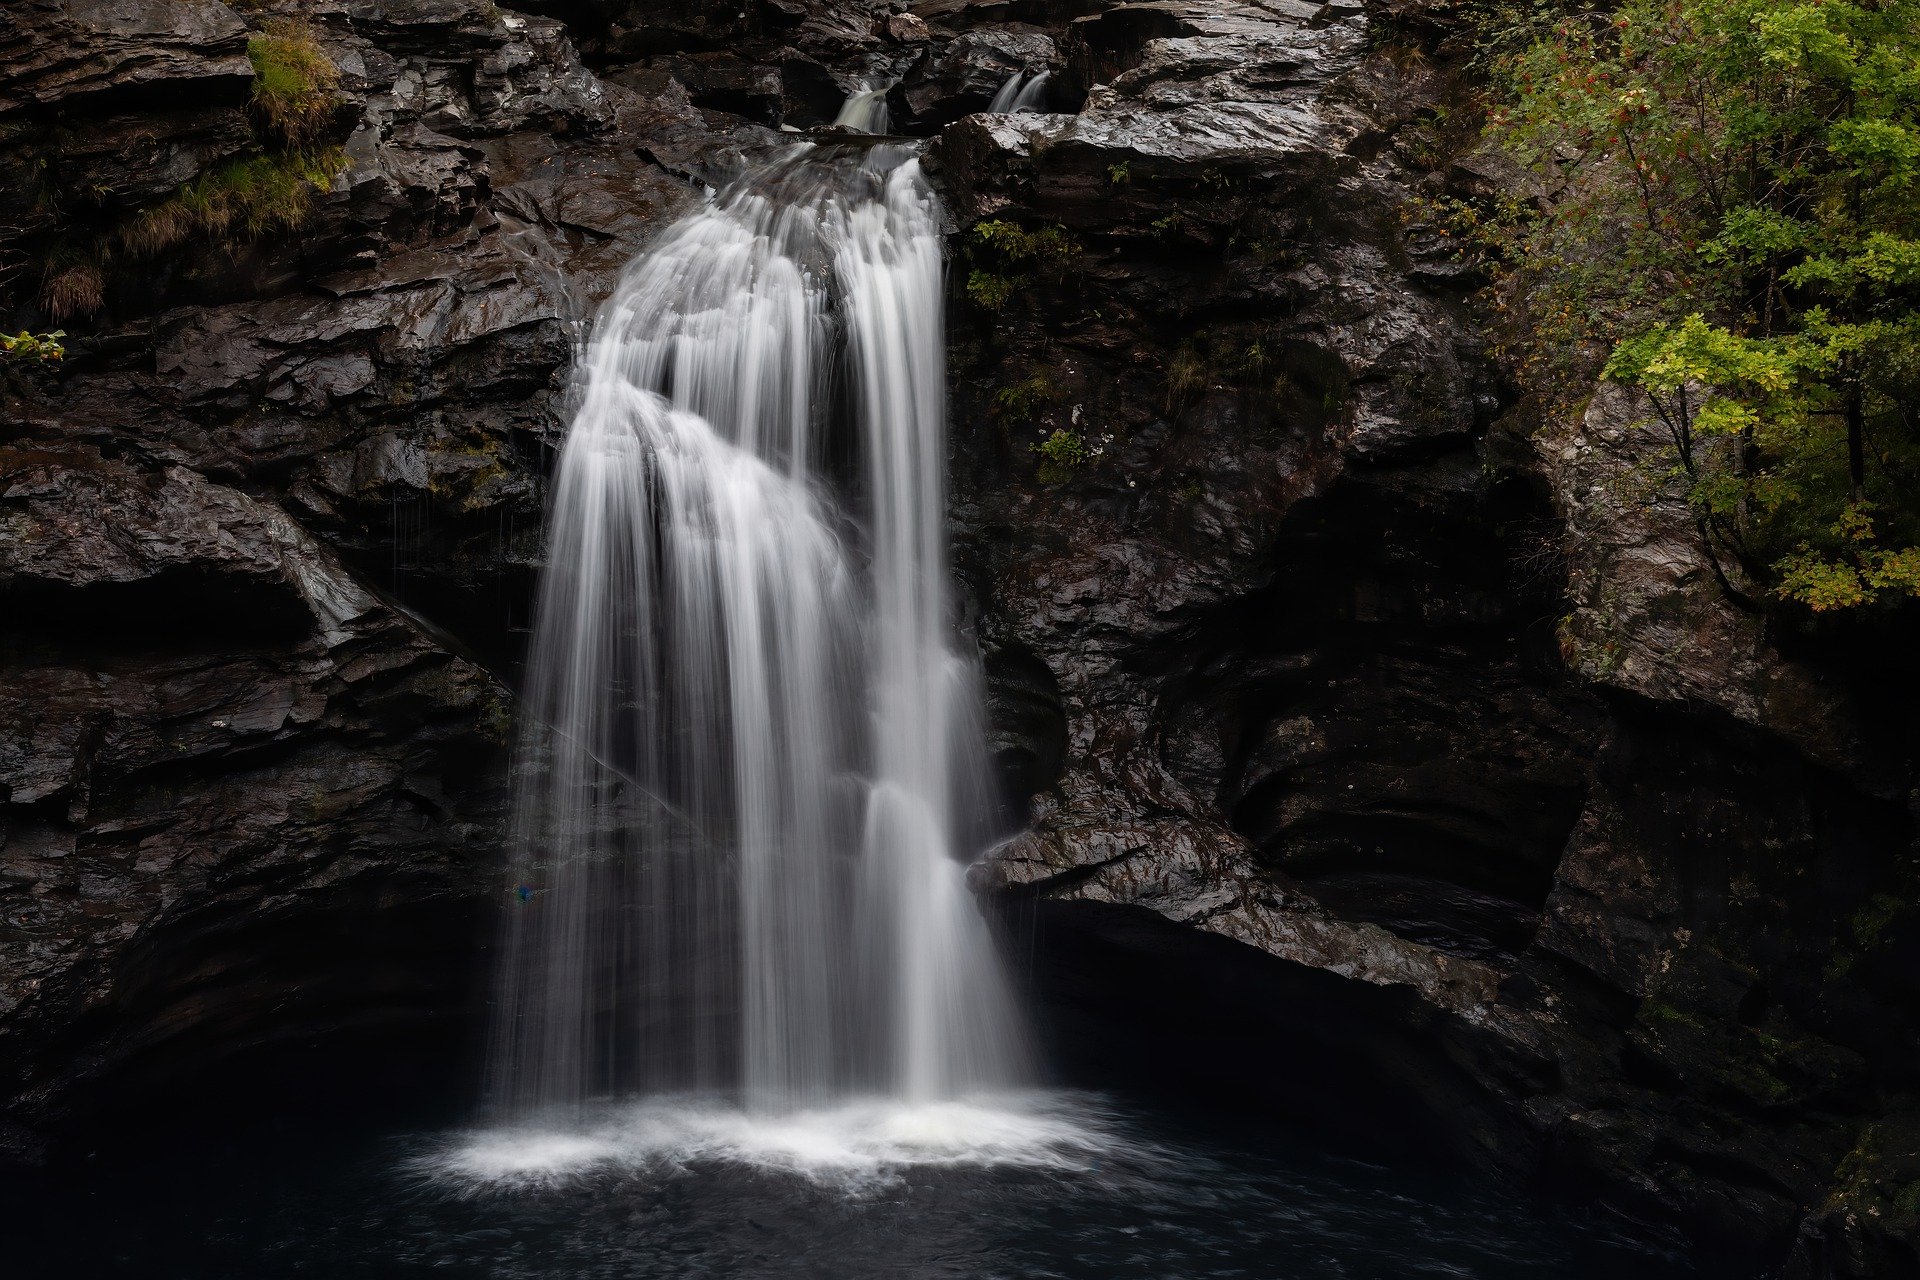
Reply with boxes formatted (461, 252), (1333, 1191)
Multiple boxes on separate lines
(931, 3), (1919, 1275)
(0, 0), (693, 1155)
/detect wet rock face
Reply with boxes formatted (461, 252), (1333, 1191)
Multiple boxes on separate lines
(933, 0), (1919, 1274)
(938, 0), (1512, 1005)
(0, 0), (722, 1157)
(894, 26), (1058, 127)
(1541, 382), (1869, 771)
(0, 0), (255, 113)
(0, 446), (511, 1152)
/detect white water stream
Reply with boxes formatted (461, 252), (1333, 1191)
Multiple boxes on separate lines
(987, 71), (1052, 114)
(483, 138), (1025, 1130)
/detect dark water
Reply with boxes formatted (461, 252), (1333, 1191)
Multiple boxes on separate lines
(14, 1091), (1687, 1280)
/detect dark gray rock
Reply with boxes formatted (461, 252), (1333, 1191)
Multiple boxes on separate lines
(0, 447), (511, 1148)
(895, 25), (1057, 127)
(1540, 382), (1865, 772)
(0, 0), (252, 115)
(935, 0), (1920, 1273)
(0, 0), (706, 1157)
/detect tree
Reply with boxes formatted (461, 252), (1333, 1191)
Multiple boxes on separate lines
(1476, 0), (1920, 611)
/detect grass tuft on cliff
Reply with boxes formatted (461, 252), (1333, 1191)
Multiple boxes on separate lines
(38, 248), (104, 322)
(116, 150), (348, 261)
(17, 19), (348, 323)
(247, 21), (343, 148)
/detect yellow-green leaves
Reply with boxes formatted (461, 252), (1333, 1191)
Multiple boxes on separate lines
(1778, 512), (1920, 611)
(1753, 2), (1855, 77)
(1784, 234), (1920, 292)
(1, 330), (65, 361)
(1605, 314), (1795, 398)
(1703, 208), (1810, 268)
(1829, 118), (1920, 187)
(1475, 0), (1920, 614)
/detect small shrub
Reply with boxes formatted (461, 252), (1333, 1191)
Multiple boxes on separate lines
(965, 219), (1082, 313)
(1032, 427), (1088, 483)
(247, 21), (342, 147)
(1034, 428), (1087, 466)
(966, 269), (1021, 311)
(994, 373), (1057, 422)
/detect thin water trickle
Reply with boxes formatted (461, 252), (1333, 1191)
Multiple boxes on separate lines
(987, 72), (1024, 114)
(987, 71), (1052, 114)
(1011, 72), (1052, 112)
(486, 136), (1025, 1121)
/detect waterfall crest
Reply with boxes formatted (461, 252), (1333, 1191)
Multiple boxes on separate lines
(486, 144), (1025, 1118)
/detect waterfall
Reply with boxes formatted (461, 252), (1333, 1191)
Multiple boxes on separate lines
(987, 71), (1051, 114)
(485, 142), (1025, 1119)
(1011, 72), (1052, 112)
(830, 84), (890, 135)
(986, 73), (1023, 114)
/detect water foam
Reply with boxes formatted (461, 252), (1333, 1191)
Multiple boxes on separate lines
(422, 1091), (1147, 1195)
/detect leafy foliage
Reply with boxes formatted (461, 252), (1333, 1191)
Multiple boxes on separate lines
(1464, 0), (1920, 612)
(1, 329), (65, 361)
(970, 219), (1082, 264)
(962, 219), (1083, 313)
(1033, 428), (1088, 468)
(965, 270), (1020, 311)
(995, 372), (1059, 422)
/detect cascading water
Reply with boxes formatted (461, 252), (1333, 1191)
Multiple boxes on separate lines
(484, 138), (1025, 1124)
(830, 84), (890, 135)
(988, 71), (1052, 114)
(1011, 72), (1052, 112)
(986, 73), (1024, 114)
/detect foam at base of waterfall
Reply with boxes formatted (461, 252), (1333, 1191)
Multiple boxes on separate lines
(419, 1091), (1152, 1195)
